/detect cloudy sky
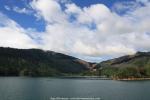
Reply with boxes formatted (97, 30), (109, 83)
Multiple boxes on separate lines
(0, 0), (150, 62)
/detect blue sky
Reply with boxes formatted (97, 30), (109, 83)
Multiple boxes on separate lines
(0, 0), (45, 31)
(0, 0), (127, 31)
(0, 0), (137, 31)
(0, 0), (150, 62)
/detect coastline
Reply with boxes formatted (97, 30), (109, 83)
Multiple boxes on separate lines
(57, 76), (112, 80)
(1, 76), (150, 81)
(54, 76), (150, 81)
(113, 77), (150, 81)
(61, 76), (150, 81)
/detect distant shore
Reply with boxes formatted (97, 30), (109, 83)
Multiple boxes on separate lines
(57, 76), (150, 81)
(58, 76), (111, 80)
(113, 77), (150, 81)
(1, 76), (150, 81)
(58, 76), (150, 81)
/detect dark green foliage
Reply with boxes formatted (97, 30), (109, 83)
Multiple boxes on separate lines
(96, 52), (150, 68)
(115, 67), (140, 78)
(100, 66), (149, 78)
(0, 47), (89, 76)
(145, 66), (150, 76)
(100, 67), (118, 77)
(1, 47), (150, 78)
(80, 70), (99, 76)
(96, 52), (150, 78)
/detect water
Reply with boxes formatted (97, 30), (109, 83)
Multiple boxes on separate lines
(0, 77), (150, 100)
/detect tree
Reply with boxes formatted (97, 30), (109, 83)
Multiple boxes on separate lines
(101, 67), (118, 77)
(115, 67), (141, 79)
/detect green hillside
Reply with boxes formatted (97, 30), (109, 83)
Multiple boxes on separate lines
(0, 47), (91, 76)
(1, 47), (150, 78)
(96, 52), (150, 78)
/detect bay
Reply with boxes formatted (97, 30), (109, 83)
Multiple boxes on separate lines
(0, 77), (150, 100)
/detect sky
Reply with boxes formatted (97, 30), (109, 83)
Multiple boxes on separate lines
(0, 0), (150, 62)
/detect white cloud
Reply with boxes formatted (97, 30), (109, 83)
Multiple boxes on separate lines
(4, 5), (32, 15)
(66, 4), (111, 25)
(4, 6), (11, 11)
(0, 12), (37, 49)
(13, 6), (31, 14)
(65, 3), (82, 14)
(28, 0), (150, 61)
(1, 0), (150, 62)
(30, 0), (67, 23)
(112, 1), (141, 14)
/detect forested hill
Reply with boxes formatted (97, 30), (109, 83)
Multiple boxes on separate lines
(0, 47), (92, 76)
(1, 47), (150, 78)
(97, 52), (150, 68)
(96, 52), (150, 78)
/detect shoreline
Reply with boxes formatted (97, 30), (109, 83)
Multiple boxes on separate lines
(113, 78), (150, 81)
(57, 76), (112, 80)
(59, 76), (150, 81)
(1, 76), (150, 81)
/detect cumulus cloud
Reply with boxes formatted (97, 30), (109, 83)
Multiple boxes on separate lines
(112, 1), (141, 14)
(28, 0), (150, 61)
(0, 0), (150, 62)
(30, 0), (67, 23)
(0, 12), (37, 48)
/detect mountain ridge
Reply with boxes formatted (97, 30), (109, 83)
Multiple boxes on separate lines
(0, 47), (150, 78)
(96, 51), (150, 78)
(96, 51), (150, 67)
(0, 47), (94, 76)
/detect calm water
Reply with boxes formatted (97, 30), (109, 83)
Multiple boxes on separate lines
(0, 77), (150, 100)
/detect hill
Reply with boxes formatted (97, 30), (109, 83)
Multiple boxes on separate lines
(1, 47), (150, 78)
(0, 47), (92, 76)
(96, 52), (150, 78)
